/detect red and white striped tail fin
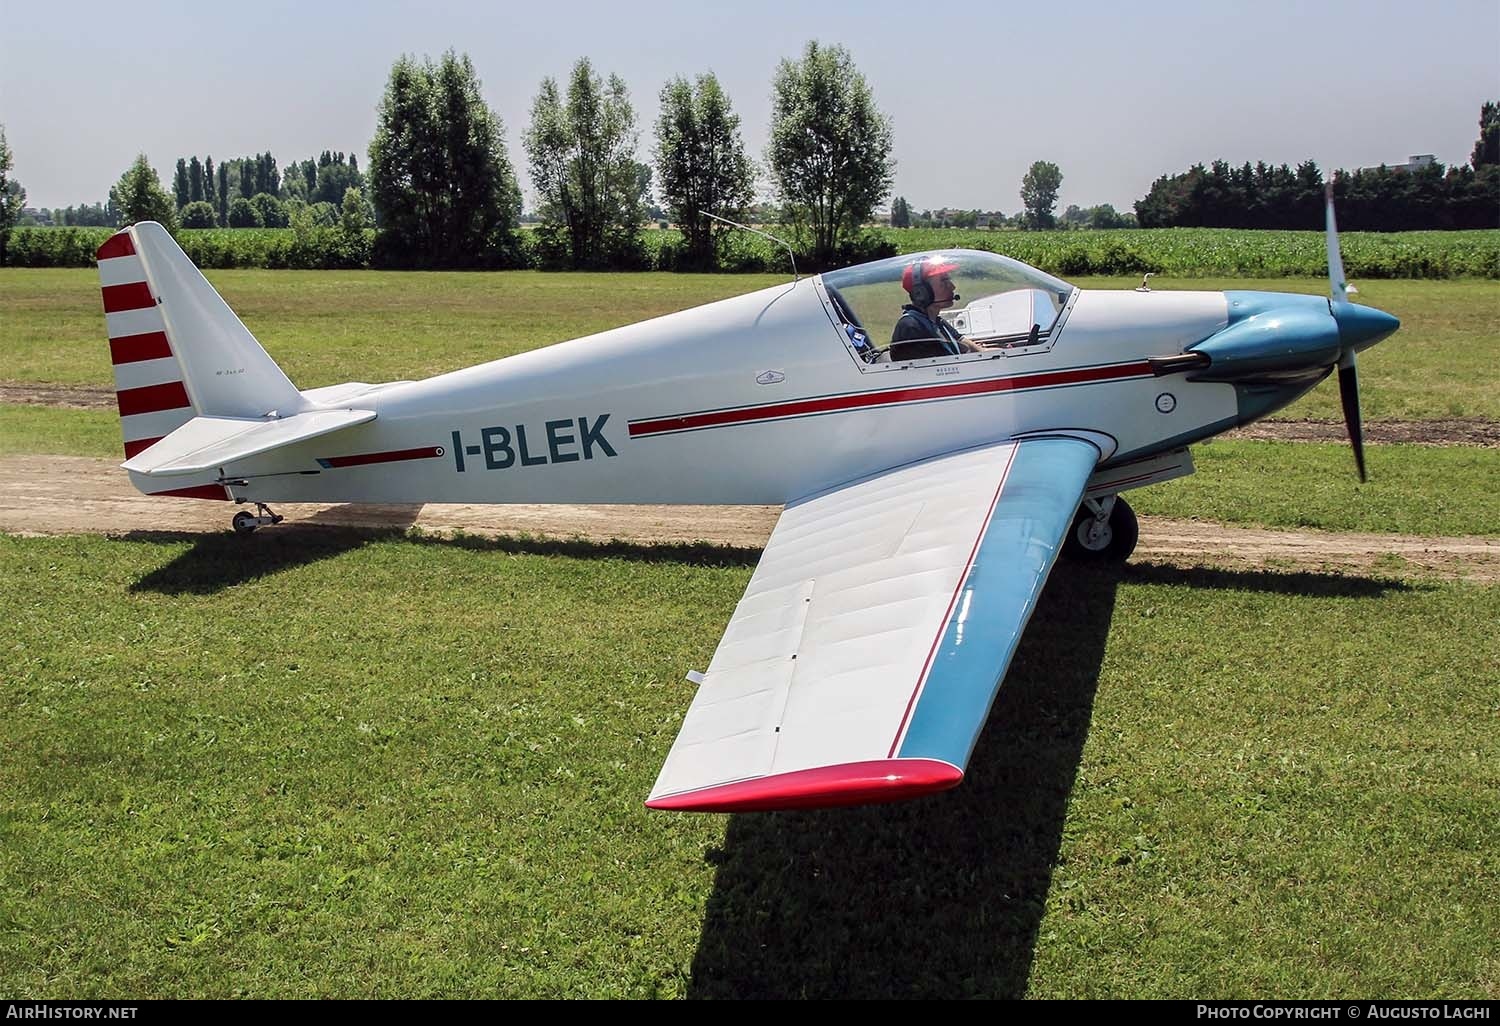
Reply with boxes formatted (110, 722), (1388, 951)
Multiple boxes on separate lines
(96, 222), (307, 500)
(98, 229), (189, 456)
(97, 228), (226, 499)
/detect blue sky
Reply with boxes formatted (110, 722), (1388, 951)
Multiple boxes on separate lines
(3, 0), (1497, 214)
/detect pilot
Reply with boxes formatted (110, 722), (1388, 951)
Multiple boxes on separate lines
(890, 256), (983, 360)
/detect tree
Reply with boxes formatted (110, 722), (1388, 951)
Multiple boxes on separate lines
(188, 156), (204, 204)
(766, 41), (893, 268)
(339, 186), (372, 235)
(526, 58), (646, 269)
(216, 161), (229, 223)
(204, 156), (216, 214)
(1472, 101), (1499, 168)
(1020, 160), (1063, 229)
(312, 152), (363, 206)
(109, 154), (177, 229)
(227, 196), (262, 228)
(180, 200), (216, 228)
(0, 126), (25, 264)
(890, 195), (911, 228)
(368, 51), (523, 267)
(173, 158), (190, 210)
(653, 72), (753, 269)
(250, 192), (288, 228)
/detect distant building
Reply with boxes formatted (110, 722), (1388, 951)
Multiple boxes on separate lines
(1357, 154), (1437, 174)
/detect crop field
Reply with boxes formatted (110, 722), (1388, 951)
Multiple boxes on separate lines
(7, 225), (1498, 279)
(0, 266), (1496, 997)
(885, 228), (1500, 279)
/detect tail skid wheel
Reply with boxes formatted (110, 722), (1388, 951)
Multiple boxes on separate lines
(1063, 495), (1138, 563)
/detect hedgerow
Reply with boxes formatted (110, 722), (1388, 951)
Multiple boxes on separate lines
(4, 225), (1496, 277)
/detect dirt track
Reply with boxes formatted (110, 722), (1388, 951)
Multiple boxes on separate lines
(2, 455), (1495, 582)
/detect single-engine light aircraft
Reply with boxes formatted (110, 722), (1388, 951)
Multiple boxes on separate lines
(95, 192), (1397, 812)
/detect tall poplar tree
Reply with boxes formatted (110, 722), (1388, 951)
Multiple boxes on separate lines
(653, 72), (753, 270)
(368, 51), (522, 267)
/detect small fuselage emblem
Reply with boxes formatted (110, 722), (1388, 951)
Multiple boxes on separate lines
(756, 370), (785, 385)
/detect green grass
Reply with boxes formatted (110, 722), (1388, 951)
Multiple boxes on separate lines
(0, 403), (121, 456)
(3, 269), (1495, 420)
(1, 533), (1495, 997)
(1128, 440), (1500, 536)
(0, 268), (788, 389)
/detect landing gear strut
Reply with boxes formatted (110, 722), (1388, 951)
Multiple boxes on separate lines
(232, 503), (284, 535)
(1062, 495), (1138, 563)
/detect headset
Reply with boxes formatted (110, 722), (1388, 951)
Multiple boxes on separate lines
(908, 260), (934, 308)
(905, 258), (959, 309)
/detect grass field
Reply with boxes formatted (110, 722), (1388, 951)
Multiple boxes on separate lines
(2, 269), (1497, 421)
(1, 533), (1495, 998)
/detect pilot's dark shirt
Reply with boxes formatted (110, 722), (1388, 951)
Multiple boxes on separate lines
(890, 305), (963, 360)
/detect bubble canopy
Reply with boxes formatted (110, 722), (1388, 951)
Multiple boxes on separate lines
(821, 250), (1077, 361)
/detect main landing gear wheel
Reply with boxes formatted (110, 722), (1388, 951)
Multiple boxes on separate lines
(1062, 495), (1138, 563)
(231, 503), (284, 535)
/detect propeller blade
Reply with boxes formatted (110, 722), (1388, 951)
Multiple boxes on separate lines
(1325, 183), (1349, 306)
(1338, 350), (1367, 482)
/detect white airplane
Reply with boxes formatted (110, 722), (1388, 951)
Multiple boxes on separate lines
(94, 192), (1397, 812)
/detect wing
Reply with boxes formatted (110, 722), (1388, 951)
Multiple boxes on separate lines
(647, 436), (1101, 812)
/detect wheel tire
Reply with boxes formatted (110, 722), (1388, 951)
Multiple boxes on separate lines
(1062, 497), (1138, 563)
(232, 510), (257, 535)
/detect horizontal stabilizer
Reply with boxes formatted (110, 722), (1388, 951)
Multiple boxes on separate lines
(121, 409), (376, 476)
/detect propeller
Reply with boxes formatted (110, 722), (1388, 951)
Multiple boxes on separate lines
(1325, 184), (1366, 482)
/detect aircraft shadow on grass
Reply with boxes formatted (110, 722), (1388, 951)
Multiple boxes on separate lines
(122, 513), (763, 596)
(685, 562), (1409, 999)
(120, 518), (1412, 600)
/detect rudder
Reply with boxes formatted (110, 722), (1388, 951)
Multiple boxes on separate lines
(96, 222), (308, 499)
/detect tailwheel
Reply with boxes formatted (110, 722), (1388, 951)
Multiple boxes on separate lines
(231, 503), (284, 535)
(1063, 495), (1138, 563)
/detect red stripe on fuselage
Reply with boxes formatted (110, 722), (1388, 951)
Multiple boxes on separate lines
(627, 361), (1154, 438)
(117, 381), (190, 417)
(109, 331), (173, 365)
(317, 446), (443, 469)
(96, 233), (136, 260)
(101, 281), (155, 313)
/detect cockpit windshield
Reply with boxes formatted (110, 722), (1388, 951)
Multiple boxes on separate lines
(821, 250), (1075, 364)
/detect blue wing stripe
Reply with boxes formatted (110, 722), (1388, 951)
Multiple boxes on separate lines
(895, 437), (1099, 768)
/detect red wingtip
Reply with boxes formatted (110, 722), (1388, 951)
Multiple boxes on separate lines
(96, 230), (135, 261)
(645, 758), (963, 813)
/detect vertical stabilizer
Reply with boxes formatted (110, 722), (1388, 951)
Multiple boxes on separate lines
(96, 222), (307, 499)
